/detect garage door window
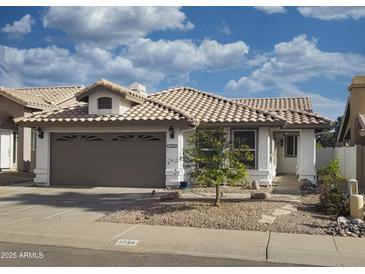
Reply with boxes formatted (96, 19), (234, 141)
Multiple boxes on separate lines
(55, 135), (103, 142)
(111, 134), (161, 142)
(56, 135), (78, 142)
(80, 135), (103, 142)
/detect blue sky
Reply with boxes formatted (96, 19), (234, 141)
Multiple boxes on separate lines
(1, 6), (365, 118)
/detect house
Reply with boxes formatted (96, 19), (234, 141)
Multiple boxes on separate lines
(336, 75), (365, 185)
(338, 76), (365, 146)
(14, 79), (333, 188)
(0, 85), (82, 171)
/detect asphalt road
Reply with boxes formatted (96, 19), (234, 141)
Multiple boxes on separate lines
(0, 242), (300, 267)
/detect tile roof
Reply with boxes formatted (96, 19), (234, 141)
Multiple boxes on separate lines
(16, 101), (186, 124)
(15, 85), (333, 128)
(76, 79), (146, 103)
(233, 97), (313, 112)
(0, 85), (82, 109)
(149, 87), (283, 125)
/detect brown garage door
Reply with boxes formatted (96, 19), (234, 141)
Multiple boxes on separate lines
(50, 132), (166, 187)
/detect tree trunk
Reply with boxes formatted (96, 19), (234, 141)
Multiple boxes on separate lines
(215, 184), (221, 206)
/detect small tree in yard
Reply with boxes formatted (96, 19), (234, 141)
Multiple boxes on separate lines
(184, 128), (253, 206)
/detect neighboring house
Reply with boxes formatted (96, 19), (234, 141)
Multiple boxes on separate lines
(336, 75), (365, 185)
(0, 85), (83, 171)
(14, 79), (332, 188)
(338, 76), (365, 146)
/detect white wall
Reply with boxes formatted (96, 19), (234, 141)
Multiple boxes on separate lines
(88, 89), (133, 115)
(298, 129), (316, 183)
(34, 125), (185, 187)
(316, 146), (357, 180)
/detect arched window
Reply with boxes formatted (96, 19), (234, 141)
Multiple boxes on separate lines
(97, 97), (112, 109)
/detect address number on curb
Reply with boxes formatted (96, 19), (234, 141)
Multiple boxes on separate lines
(115, 239), (139, 246)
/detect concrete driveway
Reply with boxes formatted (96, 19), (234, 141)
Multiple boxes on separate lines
(0, 184), (164, 225)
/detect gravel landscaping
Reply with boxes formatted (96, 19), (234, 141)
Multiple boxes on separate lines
(98, 192), (334, 235)
(0, 172), (34, 186)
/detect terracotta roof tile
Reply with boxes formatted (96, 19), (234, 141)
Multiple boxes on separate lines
(149, 87), (283, 125)
(17, 101), (186, 124)
(15, 85), (333, 128)
(0, 85), (82, 109)
(234, 96), (313, 112)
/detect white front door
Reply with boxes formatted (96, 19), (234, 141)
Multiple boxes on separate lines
(0, 131), (11, 169)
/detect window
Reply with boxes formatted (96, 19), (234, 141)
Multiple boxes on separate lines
(31, 128), (37, 150)
(233, 130), (256, 169)
(285, 135), (298, 157)
(97, 97), (112, 109)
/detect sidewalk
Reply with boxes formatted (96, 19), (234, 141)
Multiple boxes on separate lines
(1, 217), (365, 266)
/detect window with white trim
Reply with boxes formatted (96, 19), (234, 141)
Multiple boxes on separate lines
(285, 135), (298, 157)
(97, 97), (112, 109)
(232, 130), (256, 169)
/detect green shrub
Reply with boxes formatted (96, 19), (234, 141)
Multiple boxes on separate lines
(316, 160), (349, 216)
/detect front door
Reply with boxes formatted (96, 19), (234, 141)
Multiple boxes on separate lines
(0, 131), (11, 169)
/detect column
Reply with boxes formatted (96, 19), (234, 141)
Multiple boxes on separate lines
(298, 129), (316, 183)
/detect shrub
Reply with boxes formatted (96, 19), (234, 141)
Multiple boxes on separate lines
(316, 160), (349, 216)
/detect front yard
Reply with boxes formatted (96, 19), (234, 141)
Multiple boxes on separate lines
(0, 171), (35, 186)
(98, 190), (334, 235)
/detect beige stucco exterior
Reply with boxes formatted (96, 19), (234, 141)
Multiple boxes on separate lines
(338, 76), (365, 146)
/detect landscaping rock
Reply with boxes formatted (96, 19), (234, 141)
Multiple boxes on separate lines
(299, 179), (319, 195)
(326, 216), (365, 237)
(251, 180), (260, 191)
(351, 218), (364, 225)
(337, 216), (349, 225)
(160, 192), (181, 201)
(251, 192), (270, 200)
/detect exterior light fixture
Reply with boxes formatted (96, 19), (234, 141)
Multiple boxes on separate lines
(37, 127), (44, 139)
(280, 138), (284, 147)
(168, 126), (175, 139)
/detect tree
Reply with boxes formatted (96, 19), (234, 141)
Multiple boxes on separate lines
(184, 128), (253, 206)
(316, 116), (342, 148)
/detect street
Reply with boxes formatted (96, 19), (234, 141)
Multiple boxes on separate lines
(0, 242), (299, 267)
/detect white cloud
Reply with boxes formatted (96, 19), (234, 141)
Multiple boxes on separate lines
(0, 44), (163, 88)
(254, 6), (287, 14)
(1, 14), (35, 38)
(0, 38), (249, 89)
(42, 7), (194, 49)
(225, 34), (365, 117)
(298, 7), (365, 20)
(126, 38), (249, 74)
(218, 21), (232, 35)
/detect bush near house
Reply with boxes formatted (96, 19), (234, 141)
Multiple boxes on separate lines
(184, 128), (253, 206)
(316, 159), (348, 216)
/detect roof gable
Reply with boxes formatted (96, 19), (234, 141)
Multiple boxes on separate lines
(76, 79), (146, 104)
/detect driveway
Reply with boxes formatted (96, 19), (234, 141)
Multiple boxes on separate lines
(0, 184), (164, 225)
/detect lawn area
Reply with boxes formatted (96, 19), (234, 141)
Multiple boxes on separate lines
(98, 191), (334, 235)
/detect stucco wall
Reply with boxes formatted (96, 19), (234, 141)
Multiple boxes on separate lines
(0, 95), (34, 171)
(88, 89), (133, 115)
(348, 77), (365, 146)
(34, 125), (186, 187)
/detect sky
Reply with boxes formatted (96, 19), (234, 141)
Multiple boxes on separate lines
(1, 6), (365, 118)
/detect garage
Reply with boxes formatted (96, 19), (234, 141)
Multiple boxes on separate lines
(50, 132), (166, 187)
